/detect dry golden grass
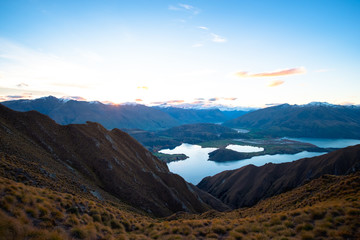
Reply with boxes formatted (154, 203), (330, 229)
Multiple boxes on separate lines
(0, 173), (359, 239)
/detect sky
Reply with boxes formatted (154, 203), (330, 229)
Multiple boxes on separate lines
(0, 0), (359, 108)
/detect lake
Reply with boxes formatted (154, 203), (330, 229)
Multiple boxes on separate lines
(160, 138), (360, 185)
(160, 143), (325, 184)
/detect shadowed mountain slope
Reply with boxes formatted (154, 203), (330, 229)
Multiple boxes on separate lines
(0, 104), (228, 217)
(198, 144), (360, 209)
(224, 102), (360, 139)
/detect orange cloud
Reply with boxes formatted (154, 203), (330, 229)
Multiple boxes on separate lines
(135, 99), (143, 102)
(137, 86), (148, 90)
(224, 97), (237, 101)
(236, 67), (306, 78)
(166, 100), (185, 104)
(268, 80), (284, 87)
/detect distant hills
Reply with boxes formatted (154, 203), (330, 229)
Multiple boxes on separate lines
(224, 102), (360, 139)
(1, 96), (247, 131)
(0, 104), (228, 217)
(198, 144), (360, 209)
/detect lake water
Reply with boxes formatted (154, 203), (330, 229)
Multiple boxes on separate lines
(283, 137), (360, 148)
(160, 143), (326, 185)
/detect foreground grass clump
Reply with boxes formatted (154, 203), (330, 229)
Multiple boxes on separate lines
(0, 173), (359, 239)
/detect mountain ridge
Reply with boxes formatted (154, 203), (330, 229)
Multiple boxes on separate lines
(198, 144), (360, 209)
(224, 102), (360, 139)
(0, 104), (229, 217)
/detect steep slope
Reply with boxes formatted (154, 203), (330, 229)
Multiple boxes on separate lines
(224, 102), (360, 139)
(0, 104), (228, 216)
(2, 96), (180, 130)
(198, 144), (360, 209)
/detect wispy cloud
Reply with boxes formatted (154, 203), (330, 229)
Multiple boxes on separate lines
(63, 96), (87, 101)
(211, 33), (227, 43)
(198, 26), (209, 30)
(16, 82), (29, 88)
(135, 99), (143, 102)
(137, 86), (149, 90)
(2, 94), (33, 100)
(267, 80), (285, 87)
(314, 68), (334, 73)
(224, 97), (237, 101)
(208, 97), (220, 102)
(236, 67), (306, 78)
(169, 3), (200, 15)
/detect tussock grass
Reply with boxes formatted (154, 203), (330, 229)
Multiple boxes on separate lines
(0, 172), (359, 239)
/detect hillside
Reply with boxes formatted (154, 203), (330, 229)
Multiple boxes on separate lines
(1, 171), (359, 239)
(0, 104), (228, 217)
(223, 102), (360, 139)
(198, 144), (360, 209)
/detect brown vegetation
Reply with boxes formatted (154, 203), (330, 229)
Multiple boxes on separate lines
(1, 172), (359, 239)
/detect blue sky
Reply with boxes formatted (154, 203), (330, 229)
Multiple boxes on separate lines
(0, 0), (359, 108)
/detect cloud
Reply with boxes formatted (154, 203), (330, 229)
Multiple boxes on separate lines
(265, 103), (284, 107)
(208, 97), (220, 102)
(135, 99), (143, 102)
(167, 100), (185, 104)
(137, 86), (149, 90)
(224, 97), (237, 101)
(211, 33), (227, 43)
(63, 96), (87, 101)
(3, 94), (32, 100)
(267, 80), (285, 87)
(16, 83), (29, 88)
(198, 26), (209, 30)
(169, 3), (200, 15)
(236, 67), (306, 78)
(314, 68), (334, 73)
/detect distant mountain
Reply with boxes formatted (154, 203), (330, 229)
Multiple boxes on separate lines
(223, 102), (360, 139)
(156, 107), (247, 124)
(0, 104), (229, 216)
(198, 144), (360, 209)
(2, 96), (248, 131)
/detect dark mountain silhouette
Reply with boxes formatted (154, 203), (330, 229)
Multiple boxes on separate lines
(2, 96), (247, 131)
(223, 102), (360, 139)
(0, 104), (229, 217)
(198, 144), (360, 209)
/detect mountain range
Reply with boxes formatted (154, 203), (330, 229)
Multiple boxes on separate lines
(0, 104), (228, 217)
(0, 104), (359, 238)
(224, 102), (360, 139)
(1, 96), (247, 131)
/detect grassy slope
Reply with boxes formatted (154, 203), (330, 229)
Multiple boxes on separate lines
(1, 172), (359, 239)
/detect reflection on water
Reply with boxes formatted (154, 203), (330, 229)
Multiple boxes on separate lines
(160, 143), (325, 184)
(283, 137), (360, 148)
(226, 144), (264, 152)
